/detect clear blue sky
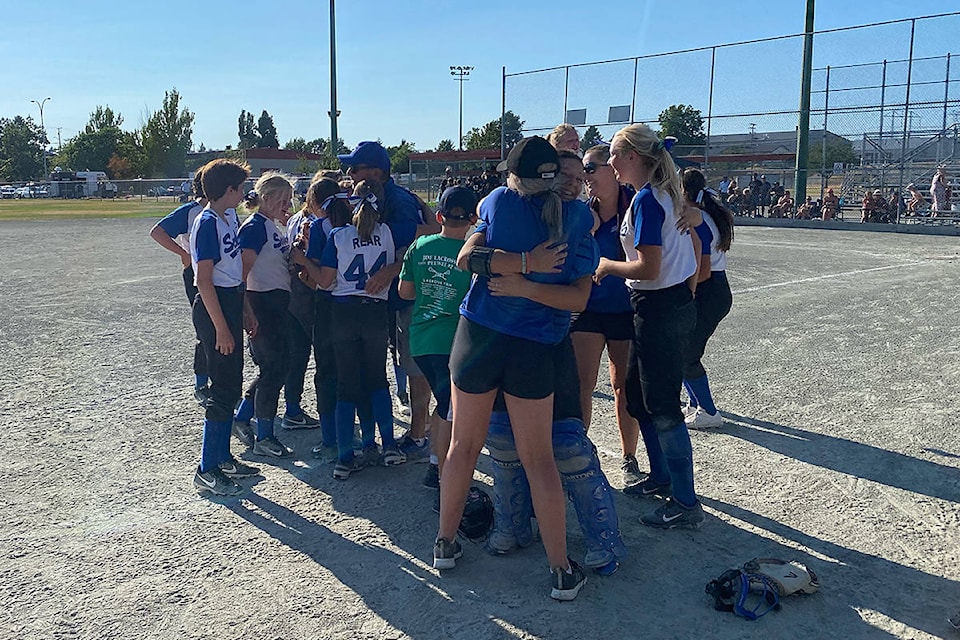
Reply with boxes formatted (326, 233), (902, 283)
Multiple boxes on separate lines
(2, 0), (958, 152)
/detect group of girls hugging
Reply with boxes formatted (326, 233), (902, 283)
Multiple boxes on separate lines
(151, 122), (735, 603)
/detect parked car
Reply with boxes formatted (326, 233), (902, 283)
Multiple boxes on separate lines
(0, 186), (16, 199)
(147, 186), (177, 197)
(13, 185), (49, 198)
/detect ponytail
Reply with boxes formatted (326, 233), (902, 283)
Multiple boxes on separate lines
(682, 167), (734, 252)
(351, 180), (384, 241)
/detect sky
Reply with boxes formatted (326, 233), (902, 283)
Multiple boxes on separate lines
(2, 0), (959, 153)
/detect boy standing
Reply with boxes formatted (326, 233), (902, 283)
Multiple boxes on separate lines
(190, 159), (260, 496)
(397, 186), (477, 489)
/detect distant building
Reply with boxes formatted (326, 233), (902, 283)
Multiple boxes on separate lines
(186, 148), (325, 176)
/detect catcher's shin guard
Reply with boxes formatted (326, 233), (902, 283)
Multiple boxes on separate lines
(553, 418), (627, 569)
(485, 417), (533, 553)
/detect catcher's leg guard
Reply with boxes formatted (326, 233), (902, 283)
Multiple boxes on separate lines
(485, 417), (533, 554)
(553, 418), (627, 569)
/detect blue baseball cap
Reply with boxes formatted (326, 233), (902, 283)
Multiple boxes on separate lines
(337, 141), (391, 172)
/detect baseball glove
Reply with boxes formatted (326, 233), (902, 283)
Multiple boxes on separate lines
(742, 557), (820, 597)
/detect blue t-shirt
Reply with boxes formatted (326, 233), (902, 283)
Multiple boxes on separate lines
(586, 185), (634, 314)
(382, 178), (425, 311)
(459, 187), (599, 345)
(305, 217), (335, 262)
(157, 201), (204, 251)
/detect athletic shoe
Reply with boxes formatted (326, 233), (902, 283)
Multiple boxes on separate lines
(623, 476), (671, 498)
(620, 454), (647, 489)
(193, 466), (243, 496)
(398, 434), (430, 463)
(433, 537), (462, 570)
(280, 412), (320, 429)
(640, 497), (705, 529)
(686, 407), (723, 430)
(358, 445), (381, 467)
(333, 457), (365, 480)
(252, 436), (294, 458)
(219, 456), (261, 478)
(310, 443), (338, 463)
(593, 560), (620, 576)
(232, 420), (255, 448)
(422, 463), (440, 489)
(551, 559), (587, 601)
(381, 445), (407, 467)
(193, 384), (212, 407)
(682, 403), (698, 417)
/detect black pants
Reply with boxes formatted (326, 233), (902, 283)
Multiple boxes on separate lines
(284, 276), (317, 413)
(624, 284), (696, 433)
(182, 265), (207, 378)
(192, 286), (244, 423)
(330, 297), (389, 405)
(683, 271), (732, 380)
(312, 293), (338, 416)
(247, 289), (291, 420)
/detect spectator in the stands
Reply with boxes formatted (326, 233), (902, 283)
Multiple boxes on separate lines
(718, 176), (731, 196)
(887, 188), (906, 220)
(906, 183), (927, 215)
(796, 195), (814, 219)
(930, 167), (950, 217)
(771, 190), (794, 218)
(822, 188), (839, 220)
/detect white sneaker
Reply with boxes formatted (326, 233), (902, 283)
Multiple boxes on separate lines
(686, 407), (723, 430)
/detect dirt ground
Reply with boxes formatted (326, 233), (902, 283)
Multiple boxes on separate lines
(1, 219), (958, 640)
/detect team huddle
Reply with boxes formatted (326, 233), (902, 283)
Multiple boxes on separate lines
(149, 123), (735, 602)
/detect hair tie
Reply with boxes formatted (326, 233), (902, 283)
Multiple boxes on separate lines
(695, 189), (704, 205)
(351, 192), (379, 215)
(658, 136), (677, 152)
(320, 192), (350, 210)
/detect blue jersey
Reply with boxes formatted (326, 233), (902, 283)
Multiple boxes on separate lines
(157, 201), (204, 251)
(321, 223), (396, 300)
(382, 178), (425, 311)
(586, 185), (634, 314)
(237, 212), (290, 292)
(459, 187), (599, 345)
(305, 217), (335, 263)
(190, 208), (242, 288)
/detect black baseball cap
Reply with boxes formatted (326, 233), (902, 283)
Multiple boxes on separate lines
(496, 136), (559, 180)
(439, 186), (477, 219)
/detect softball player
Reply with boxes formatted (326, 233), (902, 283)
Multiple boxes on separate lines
(317, 180), (406, 480)
(190, 159), (259, 496)
(595, 124), (703, 529)
(680, 169), (734, 430)
(148, 171), (211, 405)
(237, 173), (297, 459)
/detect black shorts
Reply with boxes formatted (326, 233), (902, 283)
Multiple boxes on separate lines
(449, 316), (556, 400)
(570, 309), (634, 341)
(413, 353), (452, 420)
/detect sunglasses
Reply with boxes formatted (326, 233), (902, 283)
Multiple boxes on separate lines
(345, 165), (371, 175)
(583, 161), (609, 175)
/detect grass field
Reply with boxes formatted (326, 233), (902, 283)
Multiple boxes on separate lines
(0, 197), (182, 220)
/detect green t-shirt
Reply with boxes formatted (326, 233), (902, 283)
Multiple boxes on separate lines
(399, 234), (472, 357)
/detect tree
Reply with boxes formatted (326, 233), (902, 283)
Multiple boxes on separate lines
(658, 104), (706, 145)
(256, 110), (279, 148)
(464, 111), (524, 151)
(808, 138), (859, 175)
(0, 116), (46, 180)
(386, 139), (416, 174)
(85, 106), (123, 134)
(580, 125), (604, 152)
(284, 137), (328, 155)
(436, 138), (455, 152)
(142, 88), (194, 177)
(238, 110), (258, 150)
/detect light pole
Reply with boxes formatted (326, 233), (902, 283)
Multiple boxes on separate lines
(31, 97), (51, 179)
(450, 66), (473, 151)
(329, 0), (339, 163)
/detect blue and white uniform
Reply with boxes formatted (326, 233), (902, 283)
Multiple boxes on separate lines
(190, 208), (242, 288)
(321, 221), (400, 465)
(620, 183), (700, 511)
(238, 212), (291, 292)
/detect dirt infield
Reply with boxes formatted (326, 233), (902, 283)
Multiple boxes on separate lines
(1, 219), (958, 639)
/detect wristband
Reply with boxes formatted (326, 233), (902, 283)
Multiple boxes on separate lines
(467, 245), (495, 278)
(521, 251), (527, 274)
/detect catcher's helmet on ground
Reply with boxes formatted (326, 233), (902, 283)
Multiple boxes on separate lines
(459, 486), (494, 541)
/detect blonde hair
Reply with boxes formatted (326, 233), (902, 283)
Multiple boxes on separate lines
(506, 173), (563, 243)
(610, 124), (683, 217)
(245, 172), (293, 214)
(547, 123), (579, 150)
(352, 179), (384, 241)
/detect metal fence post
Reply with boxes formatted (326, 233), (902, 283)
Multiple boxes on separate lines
(941, 53), (951, 164)
(563, 66), (569, 124)
(705, 47), (716, 169)
(822, 65), (830, 200)
(898, 19), (916, 224)
(879, 60), (887, 188)
(500, 66), (506, 160)
(630, 58), (638, 125)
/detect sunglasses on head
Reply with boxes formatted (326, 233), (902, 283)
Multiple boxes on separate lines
(583, 161), (608, 175)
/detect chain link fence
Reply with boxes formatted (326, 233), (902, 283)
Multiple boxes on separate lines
(503, 12), (960, 223)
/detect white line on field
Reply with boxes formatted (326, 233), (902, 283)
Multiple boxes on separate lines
(732, 261), (925, 294)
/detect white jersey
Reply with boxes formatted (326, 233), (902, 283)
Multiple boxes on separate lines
(321, 223), (396, 300)
(620, 184), (697, 291)
(703, 212), (727, 272)
(286, 210), (315, 248)
(190, 208), (242, 288)
(238, 212), (291, 292)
